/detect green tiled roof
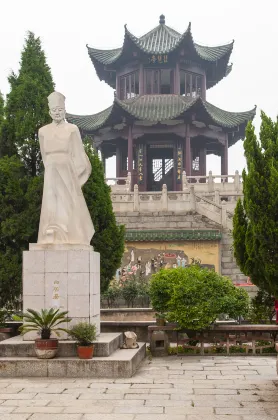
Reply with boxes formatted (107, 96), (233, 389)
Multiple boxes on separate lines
(87, 16), (233, 89)
(67, 95), (256, 135)
(125, 229), (222, 242)
(87, 21), (233, 64)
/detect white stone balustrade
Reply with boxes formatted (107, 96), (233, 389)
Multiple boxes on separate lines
(106, 172), (132, 193)
(106, 170), (242, 228)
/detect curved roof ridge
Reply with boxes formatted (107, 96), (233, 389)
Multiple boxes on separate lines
(202, 99), (256, 127)
(139, 23), (181, 41)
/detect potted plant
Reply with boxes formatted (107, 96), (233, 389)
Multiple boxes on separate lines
(67, 322), (97, 359)
(15, 308), (71, 359)
(0, 309), (13, 340)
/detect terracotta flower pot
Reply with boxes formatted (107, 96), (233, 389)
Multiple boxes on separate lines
(35, 338), (58, 359)
(77, 345), (94, 359)
(0, 327), (13, 334)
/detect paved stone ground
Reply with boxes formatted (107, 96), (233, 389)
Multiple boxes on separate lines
(0, 355), (277, 420)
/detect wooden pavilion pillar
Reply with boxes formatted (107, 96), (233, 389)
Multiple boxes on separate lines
(221, 136), (228, 179)
(128, 125), (133, 186)
(139, 64), (144, 95)
(199, 147), (207, 177)
(202, 74), (206, 100)
(175, 62), (180, 95)
(101, 148), (106, 177)
(184, 125), (191, 177)
(116, 145), (121, 177)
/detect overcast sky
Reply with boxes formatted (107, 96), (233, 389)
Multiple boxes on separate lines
(1, 0), (277, 178)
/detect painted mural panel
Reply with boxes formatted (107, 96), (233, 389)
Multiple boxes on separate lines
(116, 240), (220, 281)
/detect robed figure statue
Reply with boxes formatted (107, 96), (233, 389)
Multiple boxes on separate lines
(38, 91), (94, 245)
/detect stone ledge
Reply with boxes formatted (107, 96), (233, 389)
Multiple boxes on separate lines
(0, 333), (123, 358)
(0, 343), (146, 378)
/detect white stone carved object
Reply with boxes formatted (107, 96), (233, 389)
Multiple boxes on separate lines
(121, 331), (139, 349)
(38, 91), (94, 245)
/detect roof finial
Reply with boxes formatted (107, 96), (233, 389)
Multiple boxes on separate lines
(159, 14), (165, 24)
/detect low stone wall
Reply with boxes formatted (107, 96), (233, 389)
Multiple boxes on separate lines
(101, 321), (155, 342)
(101, 308), (155, 322)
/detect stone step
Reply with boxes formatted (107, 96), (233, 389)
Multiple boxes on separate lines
(0, 343), (146, 378)
(0, 332), (123, 358)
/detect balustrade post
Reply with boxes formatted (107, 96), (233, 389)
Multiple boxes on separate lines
(162, 184), (168, 211)
(189, 185), (196, 211)
(126, 172), (132, 192)
(134, 184), (139, 211)
(234, 170), (240, 192)
(182, 170), (188, 191)
(208, 170), (214, 192)
(221, 201), (227, 228)
(215, 189), (220, 205)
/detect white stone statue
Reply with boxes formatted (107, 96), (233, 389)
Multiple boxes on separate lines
(38, 91), (94, 245)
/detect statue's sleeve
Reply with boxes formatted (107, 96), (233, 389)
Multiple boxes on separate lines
(71, 125), (92, 187)
(38, 128), (46, 166)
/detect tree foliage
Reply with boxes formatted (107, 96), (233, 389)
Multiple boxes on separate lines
(249, 289), (275, 324)
(1, 32), (54, 174)
(0, 156), (43, 308)
(83, 142), (125, 293)
(149, 266), (249, 330)
(233, 113), (278, 296)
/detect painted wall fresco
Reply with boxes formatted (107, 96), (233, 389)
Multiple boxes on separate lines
(115, 240), (220, 281)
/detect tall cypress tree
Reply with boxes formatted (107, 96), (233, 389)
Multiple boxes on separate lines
(2, 31), (54, 174)
(0, 32), (53, 308)
(0, 92), (4, 128)
(83, 141), (125, 293)
(233, 112), (278, 296)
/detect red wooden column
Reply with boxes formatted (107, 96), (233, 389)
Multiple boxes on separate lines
(116, 145), (121, 177)
(199, 147), (207, 177)
(221, 136), (228, 179)
(184, 124), (192, 177)
(175, 62), (180, 95)
(101, 148), (106, 177)
(201, 74), (206, 100)
(128, 125), (133, 187)
(139, 64), (144, 95)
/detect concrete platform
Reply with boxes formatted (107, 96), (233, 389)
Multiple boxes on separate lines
(0, 332), (123, 358)
(0, 342), (146, 378)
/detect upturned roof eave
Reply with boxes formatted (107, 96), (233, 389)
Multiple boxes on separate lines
(87, 23), (234, 67)
(66, 95), (256, 137)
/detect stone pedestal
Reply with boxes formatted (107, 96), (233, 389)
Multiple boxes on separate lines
(22, 244), (100, 340)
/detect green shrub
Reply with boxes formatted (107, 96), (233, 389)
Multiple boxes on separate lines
(101, 280), (121, 308)
(149, 266), (249, 330)
(120, 276), (140, 308)
(249, 289), (275, 324)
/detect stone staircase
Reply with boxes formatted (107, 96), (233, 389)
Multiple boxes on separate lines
(0, 333), (146, 378)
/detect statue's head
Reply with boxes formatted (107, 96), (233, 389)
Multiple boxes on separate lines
(48, 91), (66, 123)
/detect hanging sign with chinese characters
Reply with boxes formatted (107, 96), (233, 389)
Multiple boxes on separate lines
(176, 144), (183, 183)
(137, 145), (144, 185)
(148, 54), (168, 64)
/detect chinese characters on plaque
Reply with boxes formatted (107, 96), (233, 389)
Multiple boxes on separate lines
(149, 54), (168, 64)
(52, 279), (60, 309)
(177, 144), (183, 183)
(137, 145), (144, 184)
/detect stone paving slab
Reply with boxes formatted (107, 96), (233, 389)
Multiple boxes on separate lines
(0, 356), (277, 418)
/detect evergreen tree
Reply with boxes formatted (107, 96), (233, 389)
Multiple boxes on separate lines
(0, 156), (43, 308)
(233, 112), (278, 296)
(0, 92), (4, 129)
(1, 32), (54, 174)
(83, 141), (125, 293)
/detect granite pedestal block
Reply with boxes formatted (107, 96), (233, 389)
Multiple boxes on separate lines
(22, 245), (100, 340)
